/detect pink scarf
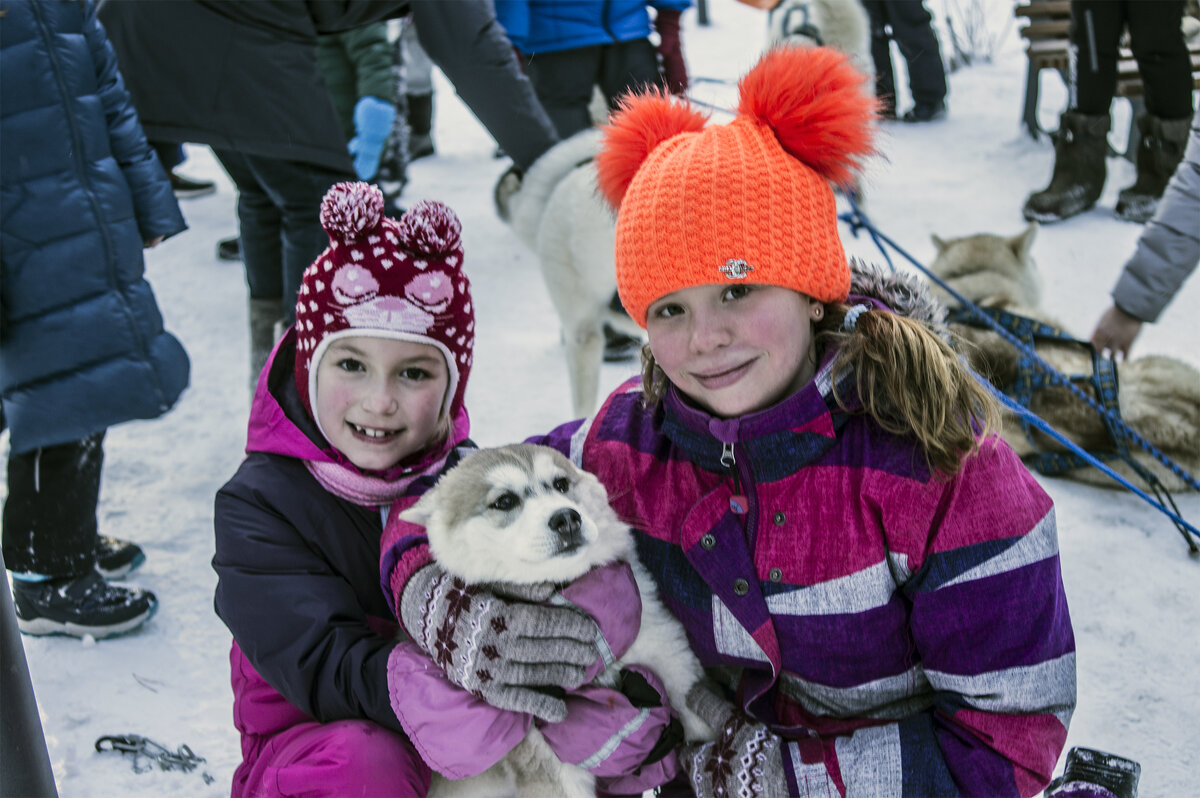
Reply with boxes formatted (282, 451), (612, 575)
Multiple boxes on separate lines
(305, 456), (450, 507)
(304, 409), (469, 507)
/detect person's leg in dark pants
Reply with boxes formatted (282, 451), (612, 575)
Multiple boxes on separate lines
(214, 149), (353, 387)
(862, 0), (897, 117)
(525, 46), (605, 139)
(1124, 0), (1192, 120)
(153, 142), (183, 172)
(882, 0), (946, 115)
(1114, 0), (1192, 221)
(1069, 0), (1124, 116)
(3, 433), (105, 579)
(3, 433), (156, 638)
(598, 38), (661, 110)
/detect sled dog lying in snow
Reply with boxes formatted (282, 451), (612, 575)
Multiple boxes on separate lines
(494, 129), (644, 418)
(402, 444), (715, 798)
(929, 223), (1200, 491)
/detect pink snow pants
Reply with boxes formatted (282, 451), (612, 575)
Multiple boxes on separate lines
(232, 719), (432, 797)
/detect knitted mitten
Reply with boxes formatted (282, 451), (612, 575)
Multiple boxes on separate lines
(399, 563), (600, 722)
(681, 683), (788, 798)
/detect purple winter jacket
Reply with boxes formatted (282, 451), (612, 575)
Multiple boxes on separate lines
(215, 330), (676, 791)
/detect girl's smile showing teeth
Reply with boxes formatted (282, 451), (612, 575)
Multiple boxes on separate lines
(349, 422), (399, 440)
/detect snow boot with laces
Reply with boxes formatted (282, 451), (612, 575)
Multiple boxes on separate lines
(11, 570), (157, 639)
(1023, 110), (1110, 223)
(1115, 113), (1191, 224)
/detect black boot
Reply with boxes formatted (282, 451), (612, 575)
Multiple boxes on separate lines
(1115, 114), (1191, 224)
(406, 93), (434, 160)
(1023, 111), (1110, 223)
(1045, 747), (1140, 798)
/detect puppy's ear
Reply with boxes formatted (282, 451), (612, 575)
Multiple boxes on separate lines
(931, 234), (948, 253)
(398, 493), (435, 527)
(1009, 222), (1037, 261)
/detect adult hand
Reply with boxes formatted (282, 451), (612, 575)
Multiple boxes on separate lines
(348, 95), (397, 181)
(654, 8), (689, 95)
(143, 236), (165, 249)
(399, 563), (600, 722)
(680, 683), (787, 798)
(1090, 304), (1144, 360)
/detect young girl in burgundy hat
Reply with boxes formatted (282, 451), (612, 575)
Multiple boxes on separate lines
(385, 47), (1079, 796)
(214, 184), (674, 796)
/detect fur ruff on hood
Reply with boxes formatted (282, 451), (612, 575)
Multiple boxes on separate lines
(848, 258), (949, 339)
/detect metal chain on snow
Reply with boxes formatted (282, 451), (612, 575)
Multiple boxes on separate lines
(95, 734), (215, 785)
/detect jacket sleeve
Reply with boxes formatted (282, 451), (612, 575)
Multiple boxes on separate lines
(83, 0), (185, 243)
(342, 23), (395, 104)
(409, 0), (559, 172)
(798, 438), (1075, 797)
(214, 459), (402, 734)
(1111, 107), (1200, 322)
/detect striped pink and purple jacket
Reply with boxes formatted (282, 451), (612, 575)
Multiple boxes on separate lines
(529, 358), (1076, 797)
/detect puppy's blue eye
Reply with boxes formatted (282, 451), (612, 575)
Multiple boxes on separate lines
(552, 477), (570, 494)
(490, 492), (519, 511)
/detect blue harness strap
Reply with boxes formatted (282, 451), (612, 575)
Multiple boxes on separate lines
(840, 198), (1198, 554)
(947, 306), (1125, 476)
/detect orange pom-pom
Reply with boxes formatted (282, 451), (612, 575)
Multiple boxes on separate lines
(737, 46), (877, 186)
(595, 88), (709, 209)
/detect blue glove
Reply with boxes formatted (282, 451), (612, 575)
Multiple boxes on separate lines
(348, 96), (396, 181)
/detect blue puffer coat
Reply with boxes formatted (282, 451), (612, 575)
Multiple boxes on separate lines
(495, 0), (691, 54)
(0, 0), (189, 455)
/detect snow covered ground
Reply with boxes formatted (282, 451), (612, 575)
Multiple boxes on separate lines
(5, 2), (1198, 796)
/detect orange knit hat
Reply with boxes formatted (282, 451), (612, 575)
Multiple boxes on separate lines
(595, 46), (876, 327)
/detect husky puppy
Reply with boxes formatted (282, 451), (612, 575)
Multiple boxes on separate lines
(495, 130), (644, 419)
(930, 224), (1200, 491)
(402, 444), (714, 798)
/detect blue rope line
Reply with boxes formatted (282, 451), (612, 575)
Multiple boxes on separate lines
(839, 198), (1200, 493)
(987, 383), (1198, 552)
(838, 198), (1198, 552)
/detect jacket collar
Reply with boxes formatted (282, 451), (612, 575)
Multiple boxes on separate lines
(659, 346), (853, 475)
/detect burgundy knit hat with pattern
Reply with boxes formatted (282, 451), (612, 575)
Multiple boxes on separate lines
(294, 183), (474, 426)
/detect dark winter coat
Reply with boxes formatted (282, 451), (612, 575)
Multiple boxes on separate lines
(99, 0), (560, 173)
(0, 0), (189, 455)
(495, 0), (692, 54)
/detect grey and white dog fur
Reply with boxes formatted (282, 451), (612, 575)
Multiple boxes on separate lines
(929, 223), (1200, 492)
(494, 128), (644, 419)
(766, 0), (872, 81)
(402, 444), (715, 798)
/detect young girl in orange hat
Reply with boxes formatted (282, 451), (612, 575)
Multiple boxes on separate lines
(384, 46), (1076, 796)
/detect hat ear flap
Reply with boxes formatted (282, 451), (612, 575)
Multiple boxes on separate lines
(596, 89), (708, 209)
(737, 46), (876, 187)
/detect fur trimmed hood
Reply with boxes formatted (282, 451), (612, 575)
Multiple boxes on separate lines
(848, 258), (947, 327)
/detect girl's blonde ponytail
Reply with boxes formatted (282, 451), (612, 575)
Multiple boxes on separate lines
(820, 305), (1000, 475)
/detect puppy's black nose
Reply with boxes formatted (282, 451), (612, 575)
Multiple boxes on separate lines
(548, 508), (584, 553)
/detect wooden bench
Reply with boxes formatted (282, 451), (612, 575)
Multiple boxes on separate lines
(1017, 1), (1200, 158)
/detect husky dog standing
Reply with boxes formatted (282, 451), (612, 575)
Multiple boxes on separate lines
(494, 130), (644, 418)
(767, 0), (873, 82)
(402, 444), (715, 798)
(929, 224), (1200, 491)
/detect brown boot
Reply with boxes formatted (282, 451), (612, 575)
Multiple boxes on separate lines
(1023, 111), (1110, 223)
(1115, 114), (1191, 223)
(248, 298), (284, 395)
